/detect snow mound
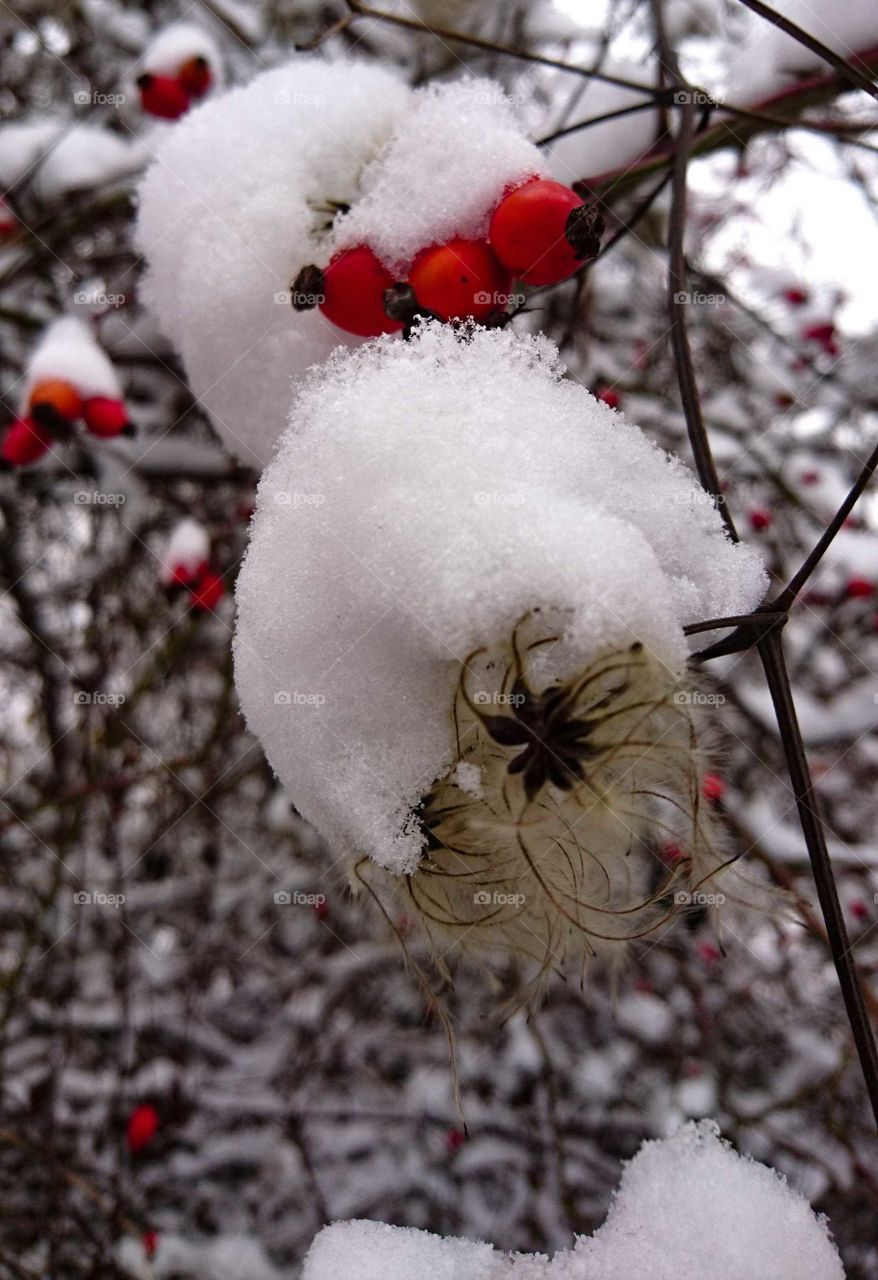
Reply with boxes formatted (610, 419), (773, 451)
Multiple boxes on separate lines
(335, 78), (547, 273)
(140, 21), (223, 84)
(302, 1123), (844, 1280)
(22, 317), (121, 410)
(136, 56), (411, 468)
(234, 323), (765, 873)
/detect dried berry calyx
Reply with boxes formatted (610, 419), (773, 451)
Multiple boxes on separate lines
(290, 264), (325, 311)
(566, 202), (605, 261)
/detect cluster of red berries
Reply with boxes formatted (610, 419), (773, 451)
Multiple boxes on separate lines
(138, 55), (212, 120)
(293, 177), (604, 338)
(2, 379), (130, 468)
(165, 556), (225, 612)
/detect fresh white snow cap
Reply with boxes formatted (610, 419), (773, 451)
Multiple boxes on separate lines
(302, 1122), (844, 1280)
(234, 322), (766, 873)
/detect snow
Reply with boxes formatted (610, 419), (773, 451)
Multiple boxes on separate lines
(302, 1122), (844, 1280)
(31, 125), (147, 200)
(0, 119), (64, 190)
(21, 317), (121, 410)
(140, 21), (223, 84)
(118, 1232), (284, 1279)
(335, 79), (547, 274)
(158, 517), (210, 584)
(234, 322), (766, 874)
(136, 56), (411, 469)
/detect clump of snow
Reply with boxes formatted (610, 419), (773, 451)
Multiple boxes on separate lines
(21, 317), (121, 411)
(158, 518), (210, 584)
(140, 21), (223, 85)
(302, 1122), (844, 1280)
(32, 126), (147, 200)
(118, 1231), (285, 1280)
(0, 120), (65, 191)
(136, 56), (411, 469)
(234, 322), (765, 873)
(335, 78), (547, 273)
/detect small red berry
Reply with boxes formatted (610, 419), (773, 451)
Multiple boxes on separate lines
(2, 417), (53, 467)
(801, 321), (838, 356)
(850, 899), (869, 921)
(702, 773), (725, 803)
(317, 246), (403, 338)
(143, 1230), (158, 1260)
(489, 178), (600, 286)
(660, 840), (684, 864)
(749, 508), (772, 531)
(314, 898), (329, 921)
(845, 576), (873, 599)
(138, 73), (190, 120)
(178, 55), (211, 98)
(800, 469), (820, 486)
(189, 570), (225, 612)
(82, 396), (129, 437)
(409, 239), (512, 322)
(126, 1103), (159, 1154)
(596, 385), (621, 410)
(169, 557), (209, 588)
(698, 941), (721, 965)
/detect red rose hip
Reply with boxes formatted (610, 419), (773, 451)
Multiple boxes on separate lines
(2, 418), (53, 467)
(138, 73), (190, 120)
(408, 239), (512, 322)
(489, 178), (602, 287)
(83, 396), (129, 437)
(316, 246), (403, 338)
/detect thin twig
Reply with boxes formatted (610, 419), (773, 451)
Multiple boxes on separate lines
(736, 0), (878, 103)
